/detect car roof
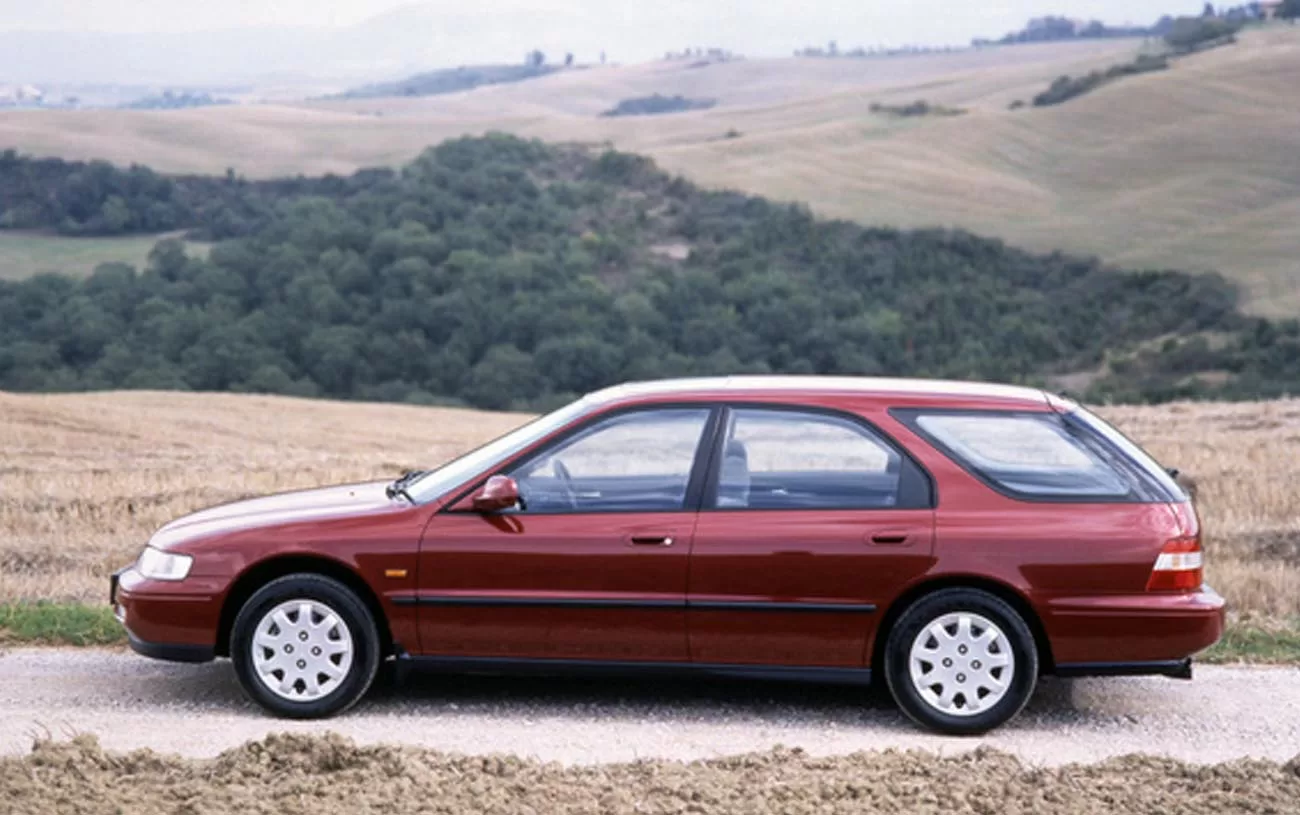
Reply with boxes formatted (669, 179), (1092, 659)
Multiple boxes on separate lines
(588, 375), (1050, 408)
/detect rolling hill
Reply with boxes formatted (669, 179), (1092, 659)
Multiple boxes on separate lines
(1, 134), (1295, 407)
(0, 29), (1296, 313)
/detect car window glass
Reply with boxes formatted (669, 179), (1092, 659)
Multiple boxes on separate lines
(511, 408), (710, 512)
(714, 408), (901, 509)
(914, 413), (1130, 497)
(1070, 407), (1187, 501)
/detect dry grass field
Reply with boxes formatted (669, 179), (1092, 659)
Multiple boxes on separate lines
(1, 390), (1296, 629)
(2, 29), (1297, 312)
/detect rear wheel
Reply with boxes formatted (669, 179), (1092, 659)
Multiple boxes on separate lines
(230, 574), (380, 719)
(883, 588), (1038, 734)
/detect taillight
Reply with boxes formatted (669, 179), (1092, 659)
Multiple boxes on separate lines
(1146, 536), (1203, 591)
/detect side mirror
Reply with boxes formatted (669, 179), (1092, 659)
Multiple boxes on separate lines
(473, 475), (520, 512)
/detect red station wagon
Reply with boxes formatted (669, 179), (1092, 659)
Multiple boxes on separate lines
(111, 376), (1225, 733)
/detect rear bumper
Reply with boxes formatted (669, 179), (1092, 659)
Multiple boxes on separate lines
(1055, 657), (1193, 680)
(1046, 584), (1225, 665)
(111, 566), (221, 663)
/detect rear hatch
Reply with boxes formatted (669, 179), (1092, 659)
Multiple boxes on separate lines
(1055, 399), (1204, 592)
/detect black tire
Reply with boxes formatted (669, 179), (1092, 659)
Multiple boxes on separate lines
(230, 574), (381, 719)
(883, 588), (1038, 735)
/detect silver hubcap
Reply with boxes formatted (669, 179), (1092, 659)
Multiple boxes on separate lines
(251, 600), (354, 701)
(909, 611), (1013, 717)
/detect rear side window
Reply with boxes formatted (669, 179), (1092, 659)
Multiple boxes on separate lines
(709, 408), (930, 510)
(906, 412), (1131, 499)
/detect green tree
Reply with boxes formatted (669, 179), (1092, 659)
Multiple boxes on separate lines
(462, 345), (543, 410)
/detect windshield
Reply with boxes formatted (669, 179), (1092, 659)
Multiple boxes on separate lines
(405, 396), (598, 504)
(1068, 406), (1187, 502)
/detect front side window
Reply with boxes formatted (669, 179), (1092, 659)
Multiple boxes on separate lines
(711, 408), (903, 510)
(405, 396), (597, 503)
(909, 412), (1131, 498)
(510, 408), (711, 513)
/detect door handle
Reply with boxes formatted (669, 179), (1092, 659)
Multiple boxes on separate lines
(870, 531), (909, 545)
(629, 535), (675, 547)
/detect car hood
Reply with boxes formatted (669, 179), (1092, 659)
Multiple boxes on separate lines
(149, 480), (402, 550)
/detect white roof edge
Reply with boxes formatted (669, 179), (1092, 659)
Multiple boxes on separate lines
(591, 375), (1047, 404)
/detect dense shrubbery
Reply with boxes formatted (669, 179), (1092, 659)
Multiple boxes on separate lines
(869, 101), (965, 118)
(336, 64), (559, 100)
(1033, 54), (1170, 107)
(0, 135), (1294, 408)
(1028, 13), (1241, 109)
(979, 9), (1258, 47)
(601, 95), (716, 117)
(977, 15), (1153, 46)
(122, 90), (231, 110)
(0, 150), (388, 237)
(1163, 17), (1241, 53)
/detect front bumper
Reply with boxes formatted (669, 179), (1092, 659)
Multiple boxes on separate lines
(111, 566), (221, 663)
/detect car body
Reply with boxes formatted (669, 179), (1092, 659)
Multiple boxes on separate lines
(112, 376), (1224, 732)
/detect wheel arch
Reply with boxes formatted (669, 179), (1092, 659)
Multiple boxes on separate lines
(869, 575), (1055, 675)
(215, 554), (393, 658)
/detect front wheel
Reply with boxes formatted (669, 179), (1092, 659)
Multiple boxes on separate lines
(230, 574), (381, 719)
(883, 588), (1038, 734)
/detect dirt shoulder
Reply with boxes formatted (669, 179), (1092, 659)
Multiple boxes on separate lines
(4, 732), (1300, 815)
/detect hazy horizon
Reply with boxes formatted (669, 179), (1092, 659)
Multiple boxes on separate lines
(0, 0), (1207, 86)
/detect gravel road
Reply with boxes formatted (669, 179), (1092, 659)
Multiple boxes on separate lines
(0, 648), (1294, 765)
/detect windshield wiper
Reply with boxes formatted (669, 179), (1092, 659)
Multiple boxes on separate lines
(385, 470), (426, 502)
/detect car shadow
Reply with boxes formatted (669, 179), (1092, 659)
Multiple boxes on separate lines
(368, 664), (912, 728)
(138, 658), (1135, 732)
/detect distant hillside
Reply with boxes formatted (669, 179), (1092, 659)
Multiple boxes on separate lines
(337, 64), (560, 100)
(2, 30), (1297, 314)
(1, 135), (1297, 409)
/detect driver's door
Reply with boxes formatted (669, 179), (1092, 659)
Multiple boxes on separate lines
(414, 406), (717, 663)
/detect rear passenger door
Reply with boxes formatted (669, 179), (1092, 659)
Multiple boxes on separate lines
(687, 406), (935, 667)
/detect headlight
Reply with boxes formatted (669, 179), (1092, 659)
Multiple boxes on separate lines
(137, 546), (193, 581)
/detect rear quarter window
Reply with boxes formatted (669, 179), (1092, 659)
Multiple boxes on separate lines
(901, 411), (1133, 499)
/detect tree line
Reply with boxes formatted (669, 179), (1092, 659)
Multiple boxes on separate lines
(0, 150), (388, 238)
(0, 135), (1296, 409)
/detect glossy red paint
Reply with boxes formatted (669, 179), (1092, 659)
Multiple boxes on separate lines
(113, 376), (1224, 685)
(688, 509), (935, 666)
(414, 511), (692, 660)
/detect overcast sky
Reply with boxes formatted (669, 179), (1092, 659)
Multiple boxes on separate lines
(0, 1), (1205, 46)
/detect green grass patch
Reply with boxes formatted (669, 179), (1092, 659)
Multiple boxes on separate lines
(0, 603), (124, 646)
(0, 230), (209, 280)
(1201, 617), (1300, 664)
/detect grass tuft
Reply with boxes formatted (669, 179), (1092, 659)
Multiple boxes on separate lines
(0, 603), (124, 646)
(1201, 618), (1300, 664)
